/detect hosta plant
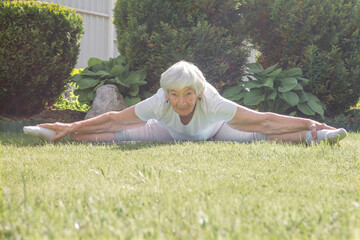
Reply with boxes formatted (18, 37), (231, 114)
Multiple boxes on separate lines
(222, 63), (325, 118)
(71, 56), (147, 106)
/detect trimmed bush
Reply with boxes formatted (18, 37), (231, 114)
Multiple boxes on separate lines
(241, 0), (360, 116)
(113, 0), (248, 95)
(0, 1), (83, 117)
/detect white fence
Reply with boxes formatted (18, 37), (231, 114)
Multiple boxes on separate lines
(39, 0), (119, 68)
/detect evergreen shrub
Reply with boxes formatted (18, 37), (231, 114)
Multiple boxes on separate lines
(0, 1), (83, 116)
(113, 0), (248, 95)
(241, 0), (360, 116)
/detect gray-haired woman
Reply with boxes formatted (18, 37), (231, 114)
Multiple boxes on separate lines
(27, 61), (347, 144)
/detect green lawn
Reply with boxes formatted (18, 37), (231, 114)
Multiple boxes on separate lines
(1, 132), (359, 239)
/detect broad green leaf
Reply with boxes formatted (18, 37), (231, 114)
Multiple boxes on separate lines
(244, 81), (264, 89)
(138, 70), (147, 81)
(87, 91), (95, 102)
(137, 80), (147, 86)
(277, 101), (292, 114)
(78, 93), (89, 104)
(115, 77), (130, 87)
(70, 73), (82, 83)
(307, 99), (324, 115)
(124, 96), (141, 106)
(299, 92), (309, 102)
(246, 63), (264, 73)
(297, 102), (315, 116)
(263, 77), (275, 88)
(263, 63), (279, 75)
(282, 68), (302, 78)
(244, 89), (265, 106)
(110, 64), (126, 76)
(143, 91), (154, 98)
(297, 77), (309, 83)
(268, 68), (282, 77)
(292, 83), (304, 91)
(77, 78), (100, 89)
(91, 64), (105, 73)
(80, 70), (99, 77)
(307, 94), (321, 103)
(96, 70), (111, 79)
(93, 81), (105, 92)
(289, 111), (297, 116)
(88, 57), (103, 67)
(222, 86), (242, 100)
(126, 71), (141, 84)
(74, 88), (92, 104)
(129, 85), (139, 97)
(278, 78), (298, 92)
(281, 91), (299, 106)
(106, 78), (117, 85)
(266, 90), (277, 100)
(116, 55), (127, 65)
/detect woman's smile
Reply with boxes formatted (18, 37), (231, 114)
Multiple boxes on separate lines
(167, 87), (199, 117)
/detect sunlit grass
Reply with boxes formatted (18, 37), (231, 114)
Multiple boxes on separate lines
(1, 133), (359, 239)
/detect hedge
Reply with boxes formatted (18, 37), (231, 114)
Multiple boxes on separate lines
(0, 1), (83, 116)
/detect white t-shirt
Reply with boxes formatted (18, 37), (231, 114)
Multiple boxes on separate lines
(135, 82), (238, 141)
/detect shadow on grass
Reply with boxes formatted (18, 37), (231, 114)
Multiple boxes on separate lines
(1, 132), (316, 150)
(0, 132), (178, 150)
(0, 132), (47, 146)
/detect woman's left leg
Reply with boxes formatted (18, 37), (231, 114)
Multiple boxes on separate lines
(266, 131), (306, 143)
(267, 128), (347, 144)
(212, 123), (347, 144)
(71, 132), (117, 142)
(211, 122), (266, 142)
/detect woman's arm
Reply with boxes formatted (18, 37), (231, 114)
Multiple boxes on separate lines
(38, 106), (144, 141)
(228, 105), (335, 138)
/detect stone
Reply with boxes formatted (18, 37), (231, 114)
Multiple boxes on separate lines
(85, 84), (127, 119)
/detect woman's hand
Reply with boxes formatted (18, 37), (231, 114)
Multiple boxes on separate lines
(307, 121), (336, 139)
(37, 122), (79, 142)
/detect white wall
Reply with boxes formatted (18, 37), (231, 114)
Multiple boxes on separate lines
(39, 0), (119, 68)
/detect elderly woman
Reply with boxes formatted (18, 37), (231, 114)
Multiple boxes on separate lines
(27, 61), (347, 144)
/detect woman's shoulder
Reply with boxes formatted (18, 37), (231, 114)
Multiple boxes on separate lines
(201, 82), (237, 116)
(142, 88), (167, 104)
(203, 82), (224, 102)
(135, 88), (169, 120)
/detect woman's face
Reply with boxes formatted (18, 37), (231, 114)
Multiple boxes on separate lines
(167, 87), (199, 117)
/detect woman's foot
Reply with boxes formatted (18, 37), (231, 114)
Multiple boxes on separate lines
(306, 128), (348, 144)
(23, 126), (57, 142)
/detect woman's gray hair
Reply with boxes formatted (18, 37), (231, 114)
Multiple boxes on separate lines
(160, 61), (206, 96)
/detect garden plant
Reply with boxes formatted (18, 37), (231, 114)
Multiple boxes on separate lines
(222, 63), (325, 118)
(70, 56), (147, 107)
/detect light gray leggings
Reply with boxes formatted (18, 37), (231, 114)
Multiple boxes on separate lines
(115, 119), (266, 142)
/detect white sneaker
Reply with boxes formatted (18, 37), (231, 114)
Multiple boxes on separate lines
(23, 126), (57, 142)
(306, 128), (348, 144)
(324, 128), (348, 144)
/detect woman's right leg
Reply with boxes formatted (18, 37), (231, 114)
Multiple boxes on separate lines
(114, 119), (174, 142)
(71, 120), (174, 143)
